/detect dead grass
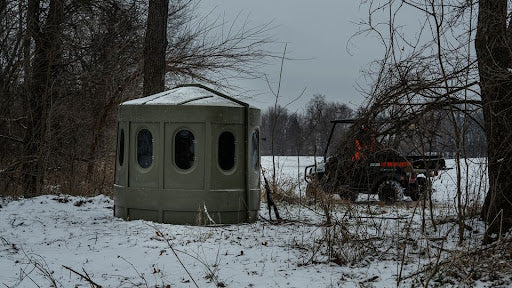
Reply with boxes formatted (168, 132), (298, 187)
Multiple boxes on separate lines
(45, 159), (115, 197)
(262, 175), (302, 205)
(411, 235), (512, 287)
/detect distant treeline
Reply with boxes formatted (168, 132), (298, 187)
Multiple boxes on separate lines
(260, 94), (354, 156)
(261, 96), (486, 158)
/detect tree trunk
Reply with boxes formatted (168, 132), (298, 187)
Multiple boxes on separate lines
(21, 0), (40, 197)
(143, 0), (169, 97)
(22, 0), (64, 197)
(475, 0), (512, 243)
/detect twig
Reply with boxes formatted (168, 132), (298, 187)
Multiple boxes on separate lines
(155, 230), (200, 288)
(351, 215), (409, 220)
(21, 250), (59, 287)
(0, 236), (10, 246)
(203, 203), (216, 225)
(62, 265), (102, 288)
(172, 247), (224, 287)
(117, 255), (148, 287)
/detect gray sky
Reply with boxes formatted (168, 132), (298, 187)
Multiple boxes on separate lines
(198, 0), (380, 113)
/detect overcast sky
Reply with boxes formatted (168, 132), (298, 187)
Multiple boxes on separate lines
(198, 0), (380, 113)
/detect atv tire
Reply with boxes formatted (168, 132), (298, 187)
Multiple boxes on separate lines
(306, 182), (322, 199)
(409, 177), (429, 201)
(408, 187), (421, 201)
(377, 180), (405, 203)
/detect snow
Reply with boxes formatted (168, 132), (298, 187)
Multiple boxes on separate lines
(122, 86), (243, 107)
(0, 156), (502, 287)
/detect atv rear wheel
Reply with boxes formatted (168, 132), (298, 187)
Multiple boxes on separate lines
(377, 180), (405, 203)
(409, 177), (429, 201)
(408, 187), (422, 201)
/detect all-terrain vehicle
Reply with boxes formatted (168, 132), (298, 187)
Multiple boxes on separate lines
(305, 119), (446, 202)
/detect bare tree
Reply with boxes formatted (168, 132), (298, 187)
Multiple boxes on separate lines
(349, 0), (512, 242)
(22, 0), (65, 197)
(0, 0), (274, 197)
(164, 2), (273, 87)
(304, 94), (353, 157)
(1, 0), (145, 196)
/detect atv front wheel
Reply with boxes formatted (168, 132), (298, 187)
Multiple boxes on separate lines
(306, 181), (322, 199)
(377, 180), (405, 203)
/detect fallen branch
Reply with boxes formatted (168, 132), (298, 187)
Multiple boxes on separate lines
(262, 172), (281, 221)
(351, 215), (409, 220)
(62, 265), (102, 288)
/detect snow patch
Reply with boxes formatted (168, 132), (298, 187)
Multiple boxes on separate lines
(0, 157), (497, 287)
(122, 86), (243, 107)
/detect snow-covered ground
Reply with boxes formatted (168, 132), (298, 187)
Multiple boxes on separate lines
(0, 156), (500, 287)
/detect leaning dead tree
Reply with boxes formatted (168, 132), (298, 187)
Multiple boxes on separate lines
(343, 0), (512, 243)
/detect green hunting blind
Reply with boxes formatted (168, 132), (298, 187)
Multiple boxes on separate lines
(113, 84), (261, 224)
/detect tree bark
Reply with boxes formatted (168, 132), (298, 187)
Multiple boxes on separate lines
(143, 0), (169, 97)
(475, 0), (512, 243)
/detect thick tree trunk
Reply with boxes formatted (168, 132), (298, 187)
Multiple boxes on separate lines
(22, 0), (64, 197)
(143, 0), (169, 97)
(475, 0), (512, 243)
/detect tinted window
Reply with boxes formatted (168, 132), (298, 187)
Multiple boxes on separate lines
(218, 131), (235, 171)
(119, 129), (125, 166)
(251, 130), (259, 170)
(137, 129), (153, 168)
(175, 130), (195, 170)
